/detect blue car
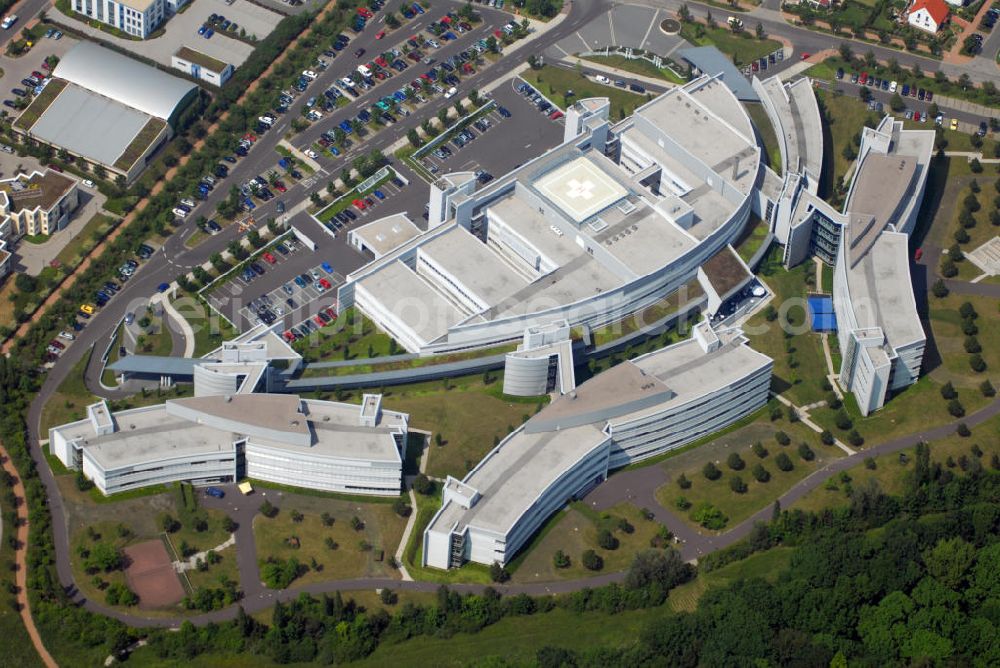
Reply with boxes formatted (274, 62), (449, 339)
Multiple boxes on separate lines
(157, 282), (169, 293)
(339, 120), (353, 134)
(393, 91), (407, 101)
(204, 486), (225, 498)
(329, 146), (340, 156)
(321, 262), (334, 274)
(204, 28), (214, 38)
(244, 197), (256, 210)
(198, 25), (206, 35)
(373, 189), (385, 200)
(294, 275), (307, 287)
(412, 2), (423, 13)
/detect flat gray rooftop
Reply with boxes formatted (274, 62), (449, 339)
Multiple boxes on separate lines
(847, 231), (924, 349)
(351, 213), (421, 258)
(418, 226), (527, 311)
(108, 355), (199, 376)
(30, 84), (150, 168)
(679, 47), (760, 102)
(356, 259), (465, 346)
(845, 153), (918, 266)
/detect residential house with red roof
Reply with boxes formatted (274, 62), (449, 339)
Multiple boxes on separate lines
(908, 0), (950, 33)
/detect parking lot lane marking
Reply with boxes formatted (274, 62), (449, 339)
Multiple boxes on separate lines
(640, 10), (659, 49)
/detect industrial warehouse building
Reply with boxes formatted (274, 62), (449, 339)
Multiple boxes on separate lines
(13, 42), (198, 184)
(423, 321), (773, 569)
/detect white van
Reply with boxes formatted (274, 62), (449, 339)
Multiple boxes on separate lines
(172, 207), (189, 218)
(444, 86), (457, 99)
(357, 64), (372, 78)
(2, 15), (18, 29)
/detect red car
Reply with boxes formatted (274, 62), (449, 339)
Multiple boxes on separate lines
(358, 7), (373, 18)
(274, 181), (287, 193)
(31, 70), (45, 80)
(319, 278), (332, 290)
(375, 30), (386, 39)
(262, 252), (276, 264)
(800, 52), (811, 60)
(313, 315), (326, 327)
(47, 164), (63, 172)
(243, 132), (257, 142)
(549, 110), (564, 120)
(353, 198), (366, 210)
(914, 248), (923, 262)
(375, 56), (389, 67)
(282, 330), (295, 342)
(324, 306), (337, 319)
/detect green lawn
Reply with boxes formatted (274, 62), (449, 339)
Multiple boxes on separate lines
(814, 89), (880, 199)
(519, 66), (646, 121)
(511, 503), (665, 583)
(667, 546), (794, 613)
(745, 247), (830, 406)
(378, 375), (548, 480)
(744, 102), (782, 175)
(654, 415), (839, 533)
(40, 353), (93, 432)
(588, 280), (703, 347)
(0, 498), (44, 667)
(735, 214), (771, 264)
(679, 24), (781, 66)
(291, 307), (400, 362)
(580, 54), (687, 84)
(927, 293), (1000, 387)
(252, 492), (407, 588)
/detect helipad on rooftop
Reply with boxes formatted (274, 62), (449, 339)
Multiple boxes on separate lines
(534, 156), (628, 223)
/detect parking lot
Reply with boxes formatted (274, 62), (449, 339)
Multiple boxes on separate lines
(0, 32), (78, 108)
(418, 80), (564, 179)
(313, 169), (410, 235)
(545, 4), (686, 64)
(51, 0), (282, 68)
(205, 235), (354, 331)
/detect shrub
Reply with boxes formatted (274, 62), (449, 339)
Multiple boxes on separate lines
(835, 410), (853, 431)
(675, 496), (692, 510)
(940, 381), (957, 400)
(959, 301), (978, 319)
(726, 452), (745, 471)
(691, 503), (728, 530)
(553, 550), (570, 569)
(751, 463), (770, 483)
(702, 462), (721, 480)
(979, 379), (995, 397)
(412, 474), (435, 495)
(956, 422), (971, 437)
(797, 443), (815, 461)
(321, 512), (335, 527)
(752, 441), (767, 458)
(775, 430), (791, 446)
(848, 430), (864, 446)
(931, 280), (949, 298)
(826, 392), (842, 409)
(864, 457), (877, 470)
(289, 509), (303, 523)
(964, 336), (982, 354)
(617, 518), (634, 534)
(581, 550), (603, 571)
(324, 537), (338, 550)
(947, 399), (966, 418)
(161, 514), (181, 533)
(350, 516), (364, 531)
(597, 529), (619, 550)
(820, 430), (835, 446)
(380, 588), (398, 605)
(392, 498), (412, 517)
(490, 561), (510, 583)
(676, 473), (691, 489)
(971, 443), (983, 457)
(963, 319), (979, 336)
(970, 354), (986, 372)
(729, 475), (747, 494)
(775, 452), (793, 472)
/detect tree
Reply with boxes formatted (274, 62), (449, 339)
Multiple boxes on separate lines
(979, 379), (995, 397)
(971, 158), (983, 173)
(691, 503), (727, 529)
(751, 463), (770, 483)
(729, 475), (747, 494)
(848, 430), (864, 447)
(392, 498), (412, 517)
(259, 500), (278, 518)
(324, 537), (338, 550)
(406, 128), (421, 147)
(964, 336), (981, 354)
(553, 550), (570, 569)
(755, 22), (765, 40)
(412, 473), (434, 495)
(838, 42), (853, 62)
(931, 279), (949, 298)
(597, 529), (619, 550)
(321, 512), (335, 527)
(350, 516), (364, 531)
(959, 301), (978, 319)
(835, 410), (853, 431)
(624, 548), (693, 590)
(676, 473), (691, 489)
(289, 509), (304, 523)
(161, 514), (180, 533)
(702, 461), (721, 480)
(889, 92), (906, 112)
(581, 549), (603, 571)
(798, 443), (815, 461)
(775, 430), (791, 446)
(775, 452), (793, 472)
(924, 537), (975, 589)
(14, 274), (37, 293)
(726, 452), (745, 470)
(490, 561), (510, 582)
(970, 354), (987, 372)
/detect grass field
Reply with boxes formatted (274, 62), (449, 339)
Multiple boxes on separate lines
(814, 89), (880, 197)
(735, 214), (771, 264)
(745, 247), (830, 406)
(0, 494), (44, 667)
(588, 280), (703, 347)
(667, 546), (794, 613)
(292, 307), (399, 362)
(252, 491), (407, 587)
(793, 414), (1000, 513)
(511, 503), (664, 583)
(654, 415), (838, 532)
(519, 66), (646, 121)
(744, 102), (782, 175)
(928, 293), (1000, 387)
(366, 375), (549, 480)
(579, 54), (687, 84)
(679, 24), (781, 66)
